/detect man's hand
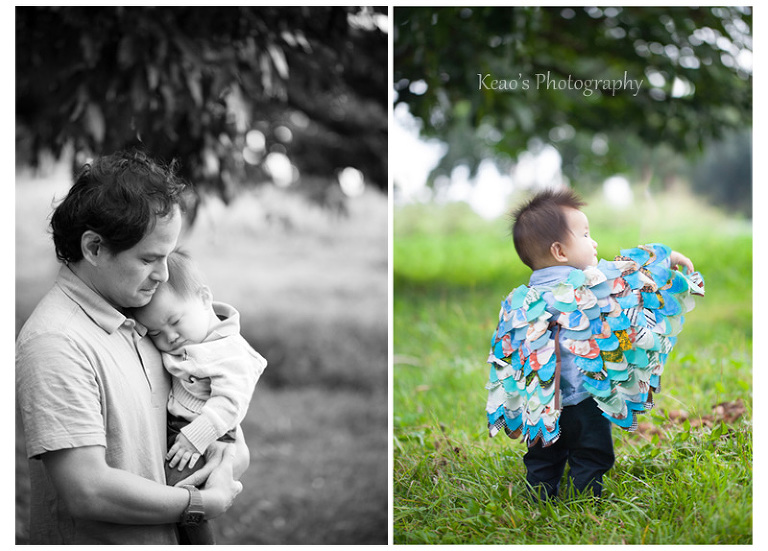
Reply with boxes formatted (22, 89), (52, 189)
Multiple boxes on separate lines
(198, 448), (244, 519)
(173, 427), (250, 487)
(167, 433), (202, 471)
(174, 442), (243, 520)
(173, 440), (229, 488)
(670, 250), (694, 273)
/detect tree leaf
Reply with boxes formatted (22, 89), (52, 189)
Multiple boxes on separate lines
(85, 102), (105, 144)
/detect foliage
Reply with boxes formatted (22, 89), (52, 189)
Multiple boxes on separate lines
(16, 6), (388, 204)
(688, 129), (752, 215)
(393, 191), (752, 544)
(393, 6), (752, 187)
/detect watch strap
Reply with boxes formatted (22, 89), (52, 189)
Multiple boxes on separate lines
(180, 485), (205, 527)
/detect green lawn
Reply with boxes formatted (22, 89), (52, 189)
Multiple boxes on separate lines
(393, 189), (752, 544)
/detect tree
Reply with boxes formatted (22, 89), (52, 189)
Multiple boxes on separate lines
(689, 129), (751, 215)
(16, 6), (388, 207)
(393, 6), (752, 187)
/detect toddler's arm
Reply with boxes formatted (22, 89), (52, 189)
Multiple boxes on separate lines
(163, 335), (267, 454)
(669, 250), (694, 273)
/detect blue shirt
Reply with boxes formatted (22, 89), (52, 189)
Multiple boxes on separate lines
(528, 266), (591, 407)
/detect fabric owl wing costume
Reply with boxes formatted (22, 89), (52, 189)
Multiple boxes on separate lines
(485, 243), (705, 447)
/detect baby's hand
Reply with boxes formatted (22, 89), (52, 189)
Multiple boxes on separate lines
(167, 433), (203, 471)
(670, 250), (694, 273)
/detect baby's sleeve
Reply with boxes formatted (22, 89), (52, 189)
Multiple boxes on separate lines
(173, 336), (267, 454)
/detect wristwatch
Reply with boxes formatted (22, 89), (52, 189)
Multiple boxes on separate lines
(180, 486), (205, 527)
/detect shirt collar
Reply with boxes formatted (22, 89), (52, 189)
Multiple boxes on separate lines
(55, 264), (129, 335)
(529, 265), (580, 287)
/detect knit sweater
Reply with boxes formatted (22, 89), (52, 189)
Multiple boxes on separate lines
(163, 301), (267, 454)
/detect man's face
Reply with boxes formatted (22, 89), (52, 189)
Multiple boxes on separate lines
(94, 206), (182, 310)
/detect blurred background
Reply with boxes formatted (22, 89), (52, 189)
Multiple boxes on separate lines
(393, 6), (751, 217)
(15, 6), (388, 545)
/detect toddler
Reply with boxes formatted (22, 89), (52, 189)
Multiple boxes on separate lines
(134, 249), (267, 543)
(485, 188), (704, 500)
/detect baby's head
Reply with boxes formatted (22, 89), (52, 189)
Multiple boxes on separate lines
(511, 188), (598, 271)
(134, 249), (218, 352)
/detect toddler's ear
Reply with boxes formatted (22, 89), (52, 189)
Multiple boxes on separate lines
(198, 285), (213, 307)
(550, 241), (568, 263)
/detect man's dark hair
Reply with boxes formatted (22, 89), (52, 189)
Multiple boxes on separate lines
(50, 150), (188, 263)
(511, 187), (586, 270)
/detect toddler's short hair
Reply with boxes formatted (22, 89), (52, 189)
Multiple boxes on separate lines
(511, 188), (586, 269)
(165, 249), (207, 298)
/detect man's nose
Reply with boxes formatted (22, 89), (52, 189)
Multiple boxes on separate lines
(151, 259), (169, 283)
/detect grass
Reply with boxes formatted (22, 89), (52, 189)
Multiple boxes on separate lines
(393, 188), (752, 544)
(15, 161), (388, 544)
(394, 421), (751, 544)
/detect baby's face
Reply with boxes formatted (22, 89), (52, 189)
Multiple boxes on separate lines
(134, 285), (213, 352)
(562, 207), (598, 269)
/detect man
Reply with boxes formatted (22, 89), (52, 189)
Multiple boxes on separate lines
(16, 150), (247, 544)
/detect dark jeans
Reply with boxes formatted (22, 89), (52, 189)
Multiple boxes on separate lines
(523, 398), (615, 500)
(166, 415), (236, 545)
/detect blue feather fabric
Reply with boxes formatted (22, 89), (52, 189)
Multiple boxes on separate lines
(485, 244), (705, 447)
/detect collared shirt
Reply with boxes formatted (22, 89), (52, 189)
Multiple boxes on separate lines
(529, 266), (591, 407)
(16, 265), (177, 544)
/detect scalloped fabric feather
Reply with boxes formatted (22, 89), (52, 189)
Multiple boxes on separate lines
(485, 243), (705, 447)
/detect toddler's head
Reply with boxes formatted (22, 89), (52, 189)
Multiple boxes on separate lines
(511, 188), (598, 271)
(134, 249), (218, 352)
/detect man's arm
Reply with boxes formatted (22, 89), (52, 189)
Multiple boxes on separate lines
(231, 425), (251, 479)
(42, 445), (242, 525)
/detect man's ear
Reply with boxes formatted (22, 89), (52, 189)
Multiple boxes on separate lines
(81, 231), (104, 266)
(550, 241), (568, 263)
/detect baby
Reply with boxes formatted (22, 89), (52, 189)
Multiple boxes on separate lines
(485, 188), (703, 501)
(134, 249), (267, 543)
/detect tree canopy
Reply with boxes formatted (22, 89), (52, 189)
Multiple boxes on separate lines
(16, 6), (388, 203)
(393, 6), (752, 187)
